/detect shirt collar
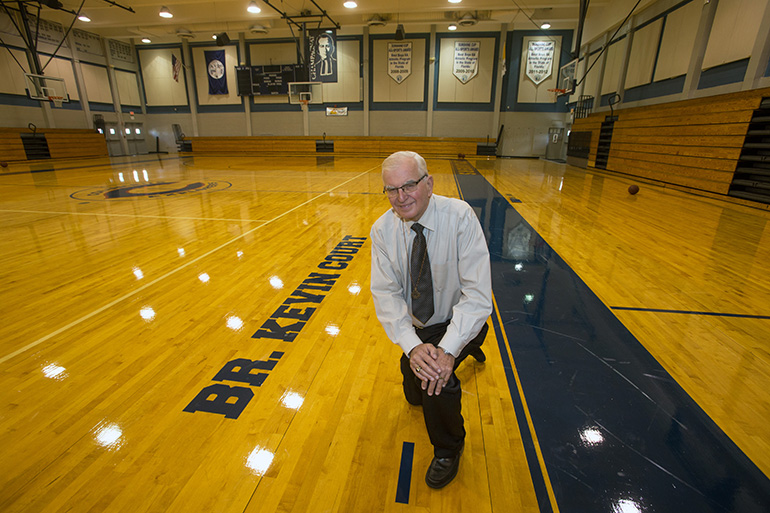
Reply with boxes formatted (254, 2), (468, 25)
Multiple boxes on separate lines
(406, 195), (436, 233)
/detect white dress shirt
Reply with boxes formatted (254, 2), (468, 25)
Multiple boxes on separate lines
(370, 194), (493, 357)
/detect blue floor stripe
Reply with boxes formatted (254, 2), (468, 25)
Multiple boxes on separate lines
(452, 160), (770, 513)
(395, 441), (415, 504)
(611, 306), (770, 320)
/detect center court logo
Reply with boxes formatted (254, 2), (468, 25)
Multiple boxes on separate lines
(71, 180), (232, 201)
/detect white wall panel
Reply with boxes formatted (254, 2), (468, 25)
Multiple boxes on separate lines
(438, 37), (495, 103)
(703, 0), (768, 69)
(138, 49), (188, 106)
(373, 39), (425, 103)
(601, 37), (628, 95)
(654, 0), (701, 81)
(626, 18), (662, 89)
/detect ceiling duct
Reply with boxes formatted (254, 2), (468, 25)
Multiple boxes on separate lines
(458, 14), (478, 27)
(367, 15), (387, 27)
(176, 29), (195, 39)
(250, 25), (269, 34)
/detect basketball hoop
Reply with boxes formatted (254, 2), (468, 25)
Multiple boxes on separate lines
(48, 96), (64, 108)
(300, 98), (309, 109)
(547, 88), (567, 100)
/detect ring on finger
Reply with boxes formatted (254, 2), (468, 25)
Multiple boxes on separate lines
(415, 365), (422, 373)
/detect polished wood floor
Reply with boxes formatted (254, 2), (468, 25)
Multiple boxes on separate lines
(0, 154), (768, 512)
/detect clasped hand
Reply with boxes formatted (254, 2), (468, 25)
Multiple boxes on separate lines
(409, 343), (455, 396)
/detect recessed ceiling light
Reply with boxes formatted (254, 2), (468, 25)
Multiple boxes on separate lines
(159, 6), (173, 18)
(77, 14), (90, 22)
(448, 0), (462, 3)
(247, 1), (261, 13)
(343, 1), (357, 8)
(448, 24), (457, 31)
(141, 38), (151, 43)
(212, 34), (218, 39)
(541, 22), (551, 29)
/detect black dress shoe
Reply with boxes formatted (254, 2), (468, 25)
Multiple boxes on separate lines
(425, 444), (464, 489)
(470, 348), (486, 362)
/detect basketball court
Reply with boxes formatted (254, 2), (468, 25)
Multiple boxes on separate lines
(1, 153), (769, 511)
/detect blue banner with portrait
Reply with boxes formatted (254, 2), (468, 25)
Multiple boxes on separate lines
(307, 29), (337, 83)
(205, 50), (228, 95)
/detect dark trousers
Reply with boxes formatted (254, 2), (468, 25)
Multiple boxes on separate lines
(399, 321), (488, 458)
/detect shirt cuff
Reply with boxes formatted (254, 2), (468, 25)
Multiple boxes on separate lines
(438, 330), (463, 357)
(398, 331), (423, 358)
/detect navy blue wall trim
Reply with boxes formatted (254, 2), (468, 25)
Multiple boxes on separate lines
(0, 93), (46, 108)
(89, 102), (115, 112)
(698, 59), (750, 90)
(146, 105), (192, 114)
(196, 103), (245, 114)
(623, 75), (685, 103)
(395, 442), (415, 504)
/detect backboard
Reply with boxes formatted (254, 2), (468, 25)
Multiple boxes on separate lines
(25, 73), (69, 105)
(288, 82), (323, 104)
(558, 59), (577, 96)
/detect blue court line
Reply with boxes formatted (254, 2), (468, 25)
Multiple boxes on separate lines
(611, 307), (770, 320)
(452, 160), (770, 513)
(395, 441), (415, 504)
(0, 155), (187, 177)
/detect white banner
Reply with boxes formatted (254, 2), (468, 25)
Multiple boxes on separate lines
(525, 41), (554, 85)
(73, 29), (103, 56)
(326, 106), (348, 116)
(388, 42), (412, 83)
(453, 41), (479, 84)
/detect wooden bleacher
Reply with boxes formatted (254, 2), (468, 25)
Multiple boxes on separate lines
(187, 136), (492, 158)
(0, 127), (108, 163)
(570, 87), (770, 197)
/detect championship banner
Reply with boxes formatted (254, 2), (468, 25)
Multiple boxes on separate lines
(525, 40), (554, 85)
(308, 29), (337, 83)
(205, 50), (228, 95)
(388, 42), (412, 84)
(453, 41), (479, 84)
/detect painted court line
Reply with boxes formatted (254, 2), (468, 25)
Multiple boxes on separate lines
(611, 306), (770, 319)
(395, 442), (415, 504)
(0, 208), (269, 223)
(0, 168), (374, 365)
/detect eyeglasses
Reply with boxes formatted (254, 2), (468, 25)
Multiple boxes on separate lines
(383, 174), (428, 197)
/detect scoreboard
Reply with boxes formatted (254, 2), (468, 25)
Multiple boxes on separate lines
(235, 64), (306, 96)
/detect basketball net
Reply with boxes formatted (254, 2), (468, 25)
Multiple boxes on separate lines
(300, 98), (309, 111)
(547, 88), (567, 102)
(48, 96), (64, 108)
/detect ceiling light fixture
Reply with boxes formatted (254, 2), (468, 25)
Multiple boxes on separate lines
(541, 22), (551, 29)
(448, 0), (462, 3)
(77, 14), (90, 22)
(343, 1), (357, 8)
(247, 1), (261, 13)
(448, 24), (457, 31)
(159, 6), (173, 18)
(141, 38), (151, 43)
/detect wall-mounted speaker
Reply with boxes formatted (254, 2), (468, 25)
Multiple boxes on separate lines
(394, 24), (405, 41)
(215, 32), (230, 46)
